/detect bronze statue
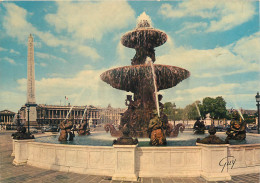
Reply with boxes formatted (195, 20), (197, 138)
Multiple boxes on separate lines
(100, 13), (190, 146)
(58, 116), (74, 141)
(77, 119), (90, 136)
(113, 125), (138, 145)
(104, 123), (122, 137)
(148, 111), (166, 146)
(226, 110), (246, 140)
(196, 126), (229, 144)
(193, 118), (206, 134)
(166, 123), (185, 137)
(12, 126), (34, 140)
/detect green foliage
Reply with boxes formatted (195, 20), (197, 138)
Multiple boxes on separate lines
(202, 96), (227, 120)
(163, 102), (175, 120)
(163, 96), (227, 121)
(183, 102), (200, 120)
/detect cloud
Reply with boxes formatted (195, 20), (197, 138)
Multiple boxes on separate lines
(169, 80), (259, 109)
(0, 57), (16, 65)
(175, 22), (208, 34)
(0, 47), (8, 52)
(10, 49), (20, 54)
(45, 1), (135, 42)
(36, 52), (67, 63)
(157, 32), (259, 78)
(0, 91), (25, 112)
(16, 67), (127, 108)
(39, 63), (47, 67)
(2, 3), (35, 43)
(232, 32), (260, 62)
(2, 3), (100, 60)
(159, 1), (255, 33)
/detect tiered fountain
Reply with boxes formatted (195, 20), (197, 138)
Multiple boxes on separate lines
(101, 12), (190, 144)
(12, 13), (260, 181)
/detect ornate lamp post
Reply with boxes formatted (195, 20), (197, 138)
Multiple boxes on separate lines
(173, 103), (176, 126)
(26, 104), (30, 133)
(17, 111), (21, 128)
(255, 92), (260, 134)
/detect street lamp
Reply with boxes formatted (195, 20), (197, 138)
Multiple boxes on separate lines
(26, 104), (30, 133)
(17, 111), (21, 128)
(173, 103), (176, 126)
(255, 92), (260, 134)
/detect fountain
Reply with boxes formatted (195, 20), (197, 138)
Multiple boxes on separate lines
(100, 12), (190, 144)
(11, 13), (260, 181)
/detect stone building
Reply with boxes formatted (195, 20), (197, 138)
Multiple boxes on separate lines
(18, 105), (101, 127)
(99, 104), (126, 126)
(0, 110), (16, 128)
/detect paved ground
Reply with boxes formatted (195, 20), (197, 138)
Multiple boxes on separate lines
(0, 131), (259, 183)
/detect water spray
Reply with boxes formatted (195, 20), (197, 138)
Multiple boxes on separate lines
(81, 105), (88, 124)
(148, 58), (160, 117)
(194, 102), (201, 118)
(65, 85), (88, 120)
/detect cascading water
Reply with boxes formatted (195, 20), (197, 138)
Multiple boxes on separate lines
(80, 106), (87, 123)
(148, 59), (160, 117)
(100, 12), (190, 143)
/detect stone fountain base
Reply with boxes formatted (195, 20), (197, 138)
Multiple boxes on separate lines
(12, 133), (260, 181)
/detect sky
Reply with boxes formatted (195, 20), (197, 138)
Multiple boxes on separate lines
(0, 0), (259, 113)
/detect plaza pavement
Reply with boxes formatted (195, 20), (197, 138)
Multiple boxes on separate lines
(0, 131), (259, 183)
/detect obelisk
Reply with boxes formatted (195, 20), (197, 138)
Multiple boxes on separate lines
(26, 34), (37, 126)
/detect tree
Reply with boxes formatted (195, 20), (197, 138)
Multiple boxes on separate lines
(201, 96), (227, 122)
(163, 102), (175, 120)
(183, 101), (200, 120)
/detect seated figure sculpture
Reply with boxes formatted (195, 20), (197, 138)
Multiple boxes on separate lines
(196, 126), (229, 144)
(12, 126), (34, 140)
(193, 117), (206, 134)
(148, 110), (167, 146)
(113, 125), (138, 145)
(58, 116), (74, 141)
(226, 110), (246, 140)
(77, 119), (90, 136)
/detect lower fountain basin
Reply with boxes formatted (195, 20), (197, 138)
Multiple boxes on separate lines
(100, 64), (190, 92)
(12, 132), (260, 181)
(35, 131), (260, 146)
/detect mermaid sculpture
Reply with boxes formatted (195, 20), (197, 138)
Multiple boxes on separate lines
(58, 116), (74, 141)
(226, 110), (246, 140)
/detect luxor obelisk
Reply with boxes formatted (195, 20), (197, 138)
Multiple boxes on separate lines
(26, 34), (37, 126)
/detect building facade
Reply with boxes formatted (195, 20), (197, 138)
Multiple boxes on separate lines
(99, 104), (127, 126)
(0, 110), (16, 129)
(19, 105), (101, 127)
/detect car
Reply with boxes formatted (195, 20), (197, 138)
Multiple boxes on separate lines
(30, 128), (38, 134)
(205, 125), (211, 130)
(215, 126), (224, 132)
(45, 126), (58, 132)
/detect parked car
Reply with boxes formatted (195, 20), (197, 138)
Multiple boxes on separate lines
(205, 125), (211, 130)
(44, 126), (58, 132)
(215, 126), (224, 132)
(30, 128), (38, 134)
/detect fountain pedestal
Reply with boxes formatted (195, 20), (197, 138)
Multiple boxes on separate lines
(13, 139), (35, 166)
(197, 143), (231, 181)
(112, 145), (138, 181)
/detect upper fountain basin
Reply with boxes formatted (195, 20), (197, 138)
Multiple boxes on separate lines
(100, 64), (190, 92)
(121, 28), (167, 49)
